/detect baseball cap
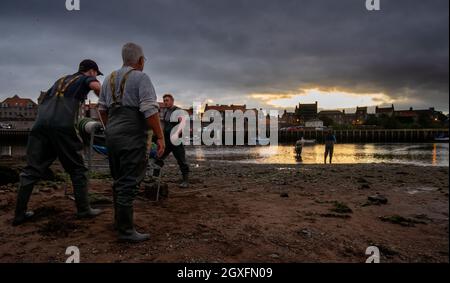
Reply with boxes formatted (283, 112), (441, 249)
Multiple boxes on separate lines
(78, 59), (103, 76)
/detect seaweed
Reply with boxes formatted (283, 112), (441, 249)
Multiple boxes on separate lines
(379, 215), (426, 227)
(330, 201), (353, 214)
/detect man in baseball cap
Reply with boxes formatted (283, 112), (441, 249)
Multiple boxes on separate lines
(12, 59), (103, 226)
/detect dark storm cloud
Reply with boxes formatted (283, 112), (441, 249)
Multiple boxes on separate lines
(0, 0), (448, 111)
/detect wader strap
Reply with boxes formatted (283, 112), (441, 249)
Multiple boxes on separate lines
(54, 76), (67, 97)
(109, 71), (117, 104)
(109, 69), (135, 106)
(55, 75), (82, 97)
(119, 69), (135, 99)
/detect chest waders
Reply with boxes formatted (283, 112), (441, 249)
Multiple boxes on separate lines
(105, 69), (150, 242)
(13, 75), (102, 226)
(160, 107), (190, 188)
(37, 75), (84, 129)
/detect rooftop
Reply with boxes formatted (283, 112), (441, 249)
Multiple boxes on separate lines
(1, 95), (37, 107)
(204, 104), (247, 112)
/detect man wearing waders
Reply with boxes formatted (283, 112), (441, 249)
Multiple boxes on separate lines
(98, 43), (165, 242)
(324, 130), (337, 164)
(12, 59), (103, 226)
(160, 94), (190, 188)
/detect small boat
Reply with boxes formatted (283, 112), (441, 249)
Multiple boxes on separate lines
(434, 134), (449, 142)
(302, 139), (316, 144)
(434, 136), (449, 142)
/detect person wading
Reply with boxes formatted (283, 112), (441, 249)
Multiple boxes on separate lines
(98, 43), (165, 242)
(13, 59), (103, 226)
(295, 136), (305, 160)
(159, 94), (190, 188)
(324, 130), (337, 164)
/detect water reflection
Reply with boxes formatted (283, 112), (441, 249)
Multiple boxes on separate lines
(432, 143), (437, 166)
(1, 142), (448, 167)
(186, 143), (449, 166)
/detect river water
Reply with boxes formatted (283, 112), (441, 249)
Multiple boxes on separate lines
(1, 142), (448, 167)
(185, 143), (449, 166)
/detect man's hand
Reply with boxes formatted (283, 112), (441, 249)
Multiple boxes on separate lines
(156, 137), (165, 158)
(146, 113), (165, 156)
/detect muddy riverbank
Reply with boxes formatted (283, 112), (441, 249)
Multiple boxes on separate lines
(0, 159), (448, 263)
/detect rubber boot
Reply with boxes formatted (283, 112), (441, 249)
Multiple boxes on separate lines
(73, 185), (102, 219)
(117, 205), (150, 243)
(12, 183), (35, 226)
(179, 174), (189, 188)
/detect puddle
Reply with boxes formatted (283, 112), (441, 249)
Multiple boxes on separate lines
(406, 187), (439, 195)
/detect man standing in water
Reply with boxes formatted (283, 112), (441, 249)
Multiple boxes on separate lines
(98, 42), (165, 242)
(13, 59), (103, 226)
(324, 130), (337, 164)
(295, 136), (305, 160)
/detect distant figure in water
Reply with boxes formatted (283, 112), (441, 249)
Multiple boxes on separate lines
(295, 137), (305, 160)
(324, 130), (337, 164)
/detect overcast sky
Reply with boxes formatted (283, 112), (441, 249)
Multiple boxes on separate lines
(0, 0), (448, 112)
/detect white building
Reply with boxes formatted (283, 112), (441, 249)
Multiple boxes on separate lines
(305, 118), (324, 128)
(0, 95), (38, 130)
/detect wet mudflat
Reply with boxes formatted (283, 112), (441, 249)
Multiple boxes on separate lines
(0, 158), (448, 263)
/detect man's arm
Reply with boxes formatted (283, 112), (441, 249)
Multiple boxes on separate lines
(89, 81), (101, 96)
(98, 79), (109, 125)
(138, 74), (165, 157)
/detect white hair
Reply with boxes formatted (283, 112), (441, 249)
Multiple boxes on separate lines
(122, 42), (144, 66)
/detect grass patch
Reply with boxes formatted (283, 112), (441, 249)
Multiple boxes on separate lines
(88, 193), (112, 205)
(89, 171), (111, 180)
